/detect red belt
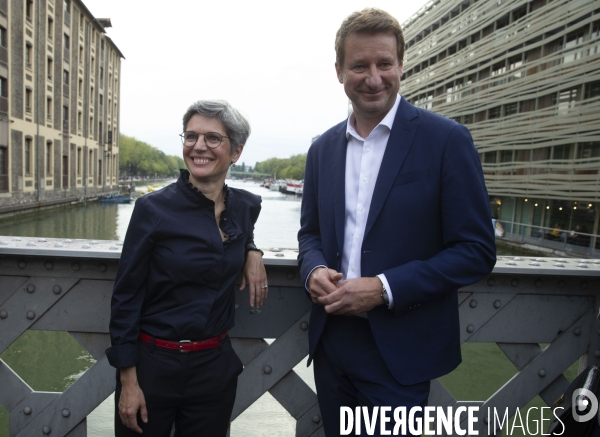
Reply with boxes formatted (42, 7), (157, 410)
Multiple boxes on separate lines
(138, 332), (227, 352)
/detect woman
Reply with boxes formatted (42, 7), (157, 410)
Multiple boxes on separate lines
(106, 100), (267, 436)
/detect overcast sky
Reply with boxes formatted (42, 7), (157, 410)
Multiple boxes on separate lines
(82, 0), (430, 167)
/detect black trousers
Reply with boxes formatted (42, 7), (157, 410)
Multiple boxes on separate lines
(314, 316), (430, 437)
(114, 336), (243, 437)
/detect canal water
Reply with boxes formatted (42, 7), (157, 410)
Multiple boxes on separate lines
(0, 179), (576, 437)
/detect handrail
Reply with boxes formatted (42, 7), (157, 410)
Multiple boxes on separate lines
(494, 219), (600, 257)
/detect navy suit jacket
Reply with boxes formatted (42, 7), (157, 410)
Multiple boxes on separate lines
(298, 98), (496, 386)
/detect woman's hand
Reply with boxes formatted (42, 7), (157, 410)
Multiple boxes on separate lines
(240, 250), (268, 309)
(118, 366), (148, 434)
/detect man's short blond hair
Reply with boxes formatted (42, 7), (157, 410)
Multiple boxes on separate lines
(335, 8), (405, 68)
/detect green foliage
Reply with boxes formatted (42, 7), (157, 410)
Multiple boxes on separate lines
(255, 154), (307, 180)
(119, 134), (184, 177)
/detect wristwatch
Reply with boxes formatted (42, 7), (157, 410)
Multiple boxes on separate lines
(381, 284), (389, 306)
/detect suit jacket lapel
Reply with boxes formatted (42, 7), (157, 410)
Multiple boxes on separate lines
(330, 124), (348, 257)
(365, 99), (419, 237)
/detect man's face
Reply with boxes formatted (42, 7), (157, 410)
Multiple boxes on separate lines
(336, 32), (403, 124)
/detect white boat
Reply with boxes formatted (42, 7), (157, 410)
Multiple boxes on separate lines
(285, 181), (303, 195)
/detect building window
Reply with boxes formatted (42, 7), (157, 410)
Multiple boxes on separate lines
(564, 30), (584, 64)
(483, 152), (497, 164)
(25, 0), (33, 21)
(25, 43), (32, 69)
(25, 88), (32, 113)
(504, 103), (518, 116)
(557, 88), (578, 115)
(100, 66), (103, 84)
(585, 81), (600, 100)
(0, 77), (7, 98)
(46, 141), (53, 175)
(490, 62), (506, 87)
(553, 144), (572, 162)
(80, 14), (84, 31)
(508, 56), (522, 81)
(0, 146), (7, 192)
(47, 57), (53, 80)
(0, 26), (6, 48)
(47, 97), (52, 120)
(90, 86), (94, 104)
(63, 69), (69, 85)
(89, 150), (93, 178)
(63, 105), (69, 131)
(78, 78), (83, 97)
(577, 142), (600, 161)
(48, 18), (54, 41)
(78, 111), (82, 131)
(64, 33), (70, 51)
(91, 56), (95, 72)
(77, 147), (82, 177)
(24, 138), (32, 175)
(79, 45), (83, 65)
(590, 23), (600, 56)
(488, 106), (501, 119)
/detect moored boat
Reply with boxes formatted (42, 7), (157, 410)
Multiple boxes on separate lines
(285, 180), (303, 195)
(99, 196), (133, 204)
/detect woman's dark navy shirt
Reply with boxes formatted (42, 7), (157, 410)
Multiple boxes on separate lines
(106, 170), (261, 368)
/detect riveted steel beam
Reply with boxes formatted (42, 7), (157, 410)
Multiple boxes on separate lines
(428, 379), (458, 408)
(0, 277), (29, 307)
(497, 343), (571, 407)
(69, 333), (111, 361)
(13, 357), (113, 437)
(230, 286), (312, 339)
(0, 277), (79, 354)
(268, 370), (318, 421)
(465, 294), (592, 343)
(232, 311), (310, 418)
(476, 312), (592, 435)
(31, 280), (112, 333)
(459, 292), (519, 343)
(10, 392), (60, 436)
(0, 359), (33, 412)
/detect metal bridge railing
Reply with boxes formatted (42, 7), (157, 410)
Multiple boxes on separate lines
(0, 236), (599, 436)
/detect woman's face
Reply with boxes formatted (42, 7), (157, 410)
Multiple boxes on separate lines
(183, 114), (242, 188)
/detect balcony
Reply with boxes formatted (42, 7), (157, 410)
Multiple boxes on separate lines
(0, 239), (598, 436)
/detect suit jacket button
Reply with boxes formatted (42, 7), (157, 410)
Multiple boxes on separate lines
(336, 253), (340, 259)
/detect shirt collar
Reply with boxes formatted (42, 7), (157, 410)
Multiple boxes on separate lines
(346, 95), (402, 141)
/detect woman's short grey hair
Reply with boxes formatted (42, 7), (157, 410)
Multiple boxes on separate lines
(182, 100), (251, 156)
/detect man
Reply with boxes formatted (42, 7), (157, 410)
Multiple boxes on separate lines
(298, 8), (496, 436)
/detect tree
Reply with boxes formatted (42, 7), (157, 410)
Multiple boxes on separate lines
(119, 134), (184, 178)
(255, 154), (307, 179)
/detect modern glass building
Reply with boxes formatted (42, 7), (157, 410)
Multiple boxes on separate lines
(401, 0), (600, 253)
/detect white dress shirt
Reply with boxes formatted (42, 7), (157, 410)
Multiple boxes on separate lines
(341, 96), (401, 309)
